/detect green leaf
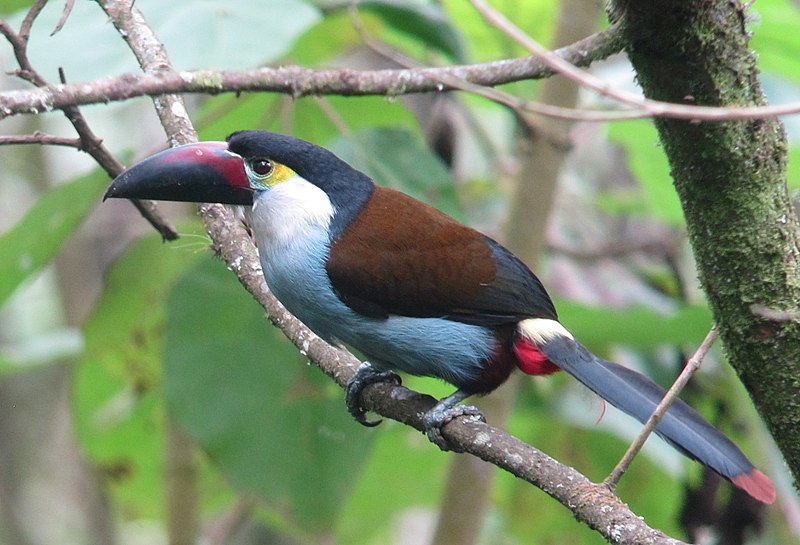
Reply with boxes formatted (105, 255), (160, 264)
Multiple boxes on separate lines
(287, 10), (365, 66)
(337, 423), (448, 543)
(608, 121), (685, 226)
(752, 0), (800, 83)
(329, 128), (463, 219)
(503, 407), (682, 543)
(320, 0), (466, 61)
(10, 0), (320, 82)
(199, 94), (420, 150)
(556, 300), (713, 348)
(445, 0), (557, 62)
(0, 169), (107, 310)
(6, 1), (134, 80)
(142, 0), (322, 70)
(163, 258), (373, 535)
(74, 228), (205, 517)
(786, 146), (800, 189)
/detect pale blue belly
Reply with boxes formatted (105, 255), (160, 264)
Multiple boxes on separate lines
(259, 232), (496, 387)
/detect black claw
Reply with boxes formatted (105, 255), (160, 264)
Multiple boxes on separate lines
(345, 362), (401, 427)
(423, 405), (485, 451)
(421, 390), (484, 451)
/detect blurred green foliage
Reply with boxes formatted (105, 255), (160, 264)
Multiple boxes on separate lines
(0, 0), (795, 543)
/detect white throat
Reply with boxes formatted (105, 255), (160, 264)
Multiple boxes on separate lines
(247, 176), (334, 252)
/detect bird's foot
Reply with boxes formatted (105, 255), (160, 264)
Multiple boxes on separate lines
(346, 362), (401, 427)
(422, 390), (485, 452)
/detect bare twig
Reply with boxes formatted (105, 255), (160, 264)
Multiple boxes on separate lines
(4, 5), (800, 122)
(469, 0), (640, 106)
(5, 48), (800, 124)
(0, 23), (624, 117)
(0, 132), (82, 148)
(312, 96), (351, 135)
(348, 4), (569, 146)
(468, 0), (777, 120)
(19, 0), (47, 42)
(0, 5), (178, 240)
(51, 0), (76, 36)
(751, 303), (800, 322)
(0, 18), (44, 86)
(604, 327), (719, 490)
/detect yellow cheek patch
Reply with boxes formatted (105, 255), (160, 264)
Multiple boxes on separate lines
(250, 161), (297, 189)
(266, 162), (296, 187)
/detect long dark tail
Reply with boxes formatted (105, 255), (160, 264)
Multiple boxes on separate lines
(515, 319), (775, 504)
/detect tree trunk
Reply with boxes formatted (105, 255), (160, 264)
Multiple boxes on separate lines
(610, 0), (800, 485)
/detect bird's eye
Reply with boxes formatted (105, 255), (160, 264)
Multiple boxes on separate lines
(251, 158), (273, 177)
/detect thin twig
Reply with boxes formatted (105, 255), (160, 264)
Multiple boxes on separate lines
(0, 17), (45, 86)
(0, 5), (179, 240)
(468, 0), (775, 121)
(51, 0), (76, 36)
(751, 303), (800, 322)
(19, 0), (47, 42)
(604, 326), (719, 490)
(348, 7), (571, 145)
(469, 0), (641, 107)
(0, 133), (82, 148)
(312, 96), (351, 136)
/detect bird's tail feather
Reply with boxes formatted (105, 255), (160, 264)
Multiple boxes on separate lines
(514, 318), (775, 504)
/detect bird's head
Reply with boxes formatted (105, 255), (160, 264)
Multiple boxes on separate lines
(105, 131), (374, 223)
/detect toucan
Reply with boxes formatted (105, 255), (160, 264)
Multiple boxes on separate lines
(105, 130), (775, 504)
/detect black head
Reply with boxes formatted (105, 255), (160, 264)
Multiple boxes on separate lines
(226, 131), (374, 235)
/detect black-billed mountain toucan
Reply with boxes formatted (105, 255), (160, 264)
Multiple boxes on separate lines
(105, 130), (775, 503)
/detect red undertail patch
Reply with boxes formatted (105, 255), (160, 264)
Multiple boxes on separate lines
(732, 469), (776, 504)
(513, 337), (560, 376)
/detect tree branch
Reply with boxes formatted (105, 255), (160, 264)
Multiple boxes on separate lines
(0, 132), (81, 147)
(7, 2), (800, 125)
(750, 303), (800, 323)
(5, 24), (800, 125)
(92, 1), (692, 543)
(0, 22), (621, 117)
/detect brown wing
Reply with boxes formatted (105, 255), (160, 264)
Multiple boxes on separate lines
(325, 186), (557, 325)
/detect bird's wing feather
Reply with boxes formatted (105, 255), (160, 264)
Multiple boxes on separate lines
(326, 186), (557, 324)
